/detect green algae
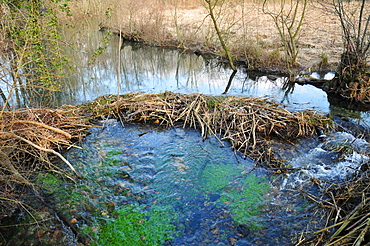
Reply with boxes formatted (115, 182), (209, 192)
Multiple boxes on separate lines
(217, 175), (269, 228)
(199, 163), (269, 229)
(95, 205), (178, 246)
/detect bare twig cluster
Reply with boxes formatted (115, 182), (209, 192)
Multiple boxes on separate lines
(0, 107), (91, 219)
(302, 170), (370, 245)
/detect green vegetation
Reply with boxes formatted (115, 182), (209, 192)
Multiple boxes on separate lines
(35, 149), (131, 236)
(0, 0), (71, 110)
(217, 175), (269, 228)
(95, 205), (178, 246)
(200, 163), (269, 229)
(36, 147), (181, 245)
(88, 30), (113, 65)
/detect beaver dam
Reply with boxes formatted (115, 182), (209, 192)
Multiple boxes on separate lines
(1, 92), (370, 245)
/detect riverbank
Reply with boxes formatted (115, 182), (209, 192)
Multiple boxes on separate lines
(60, 0), (343, 73)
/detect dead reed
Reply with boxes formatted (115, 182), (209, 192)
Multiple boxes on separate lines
(301, 170), (370, 245)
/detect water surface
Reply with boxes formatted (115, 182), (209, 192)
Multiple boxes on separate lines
(60, 33), (330, 113)
(61, 121), (329, 245)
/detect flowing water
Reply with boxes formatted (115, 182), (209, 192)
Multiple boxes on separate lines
(3, 20), (370, 245)
(42, 118), (368, 245)
(58, 121), (327, 245)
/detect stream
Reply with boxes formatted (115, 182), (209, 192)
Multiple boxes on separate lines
(35, 119), (368, 246)
(2, 21), (370, 245)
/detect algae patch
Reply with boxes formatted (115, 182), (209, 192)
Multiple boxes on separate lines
(199, 164), (269, 228)
(38, 124), (271, 244)
(96, 205), (178, 246)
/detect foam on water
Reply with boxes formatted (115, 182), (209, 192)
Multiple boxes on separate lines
(281, 132), (369, 189)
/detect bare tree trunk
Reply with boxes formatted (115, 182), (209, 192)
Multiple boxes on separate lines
(332, 0), (370, 102)
(205, 0), (237, 71)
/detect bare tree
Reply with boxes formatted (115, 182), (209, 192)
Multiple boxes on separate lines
(329, 0), (370, 102)
(263, 0), (308, 66)
(335, 0), (370, 76)
(204, 0), (237, 71)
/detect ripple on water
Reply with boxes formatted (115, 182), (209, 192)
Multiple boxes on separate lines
(61, 120), (345, 245)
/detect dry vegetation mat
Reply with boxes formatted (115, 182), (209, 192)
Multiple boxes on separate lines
(0, 107), (91, 219)
(304, 171), (370, 246)
(86, 91), (333, 166)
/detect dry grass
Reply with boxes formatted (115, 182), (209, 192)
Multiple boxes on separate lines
(62, 0), (345, 69)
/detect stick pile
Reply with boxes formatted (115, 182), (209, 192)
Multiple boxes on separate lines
(0, 107), (91, 219)
(302, 171), (370, 245)
(89, 92), (333, 165)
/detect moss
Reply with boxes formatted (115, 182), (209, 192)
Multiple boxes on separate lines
(36, 173), (64, 188)
(107, 150), (122, 156)
(217, 174), (269, 229)
(206, 96), (223, 109)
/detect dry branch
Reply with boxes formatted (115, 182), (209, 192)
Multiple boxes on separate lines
(0, 107), (91, 219)
(308, 171), (370, 245)
(10, 120), (72, 139)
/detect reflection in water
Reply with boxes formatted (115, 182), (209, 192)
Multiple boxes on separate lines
(3, 22), (370, 124)
(57, 31), (330, 112)
(0, 20), (329, 112)
(222, 70), (237, 94)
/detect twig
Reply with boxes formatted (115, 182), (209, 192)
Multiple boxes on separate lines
(11, 133), (82, 178)
(10, 120), (72, 139)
